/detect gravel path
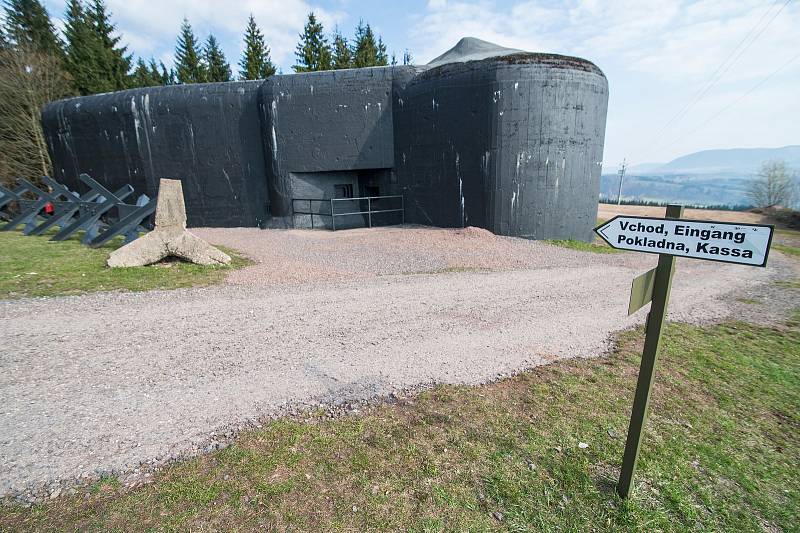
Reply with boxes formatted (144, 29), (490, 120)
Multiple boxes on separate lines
(1, 227), (796, 501)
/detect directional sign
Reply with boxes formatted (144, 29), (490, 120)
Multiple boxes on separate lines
(628, 267), (656, 316)
(595, 216), (774, 267)
(601, 205), (778, 500)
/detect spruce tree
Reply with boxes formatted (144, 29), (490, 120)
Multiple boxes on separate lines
(131, 58), (155, 87)
(204, 34), (231, 82)
(174, 18), (205, 83)
(130, 57), (169, 87)
(63, 0), (101, 95)
(239, 14), (276, 80)
(293, 12), (331, 72)
(3, 0), (63, 56)
(331, 27), (351, 69)
(352, 20), (387, 68)
(149, 58), (169, 85)
(87, 0), (131, 91)
(376, 36), (388, 66)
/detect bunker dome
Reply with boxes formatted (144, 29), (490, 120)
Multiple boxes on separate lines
(41, 37), (609, 240)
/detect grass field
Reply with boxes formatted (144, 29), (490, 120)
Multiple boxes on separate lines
(2, 314), (797, 532)
(0, 230), (250, 299)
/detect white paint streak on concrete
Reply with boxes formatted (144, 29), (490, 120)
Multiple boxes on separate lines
(271, 100), (279, 159)
(456, 153), (465, 226)
(130, 97), (141, 147)
(221, 169), (234, 194)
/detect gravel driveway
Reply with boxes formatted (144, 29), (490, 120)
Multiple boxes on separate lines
(0, 227), (795, 501)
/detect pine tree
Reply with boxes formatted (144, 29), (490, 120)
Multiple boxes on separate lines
(63, 0), (102, 95)
(149, 58), (169, 85)
(331, 27), (351, 69)
(203, 34), (231, 82)
(352, 20), (387, 68)
(3, 0), (63, 56)
(376, 36), (388, 66)
(130, 57), (168, 87)
(293, 12), (331, 72)
(87, 0), (131, 91)
(403, 49), (413, 65)
(239, 14), (276, 80)
(174, 18), (205, 84)
(131, 58), (155, 87)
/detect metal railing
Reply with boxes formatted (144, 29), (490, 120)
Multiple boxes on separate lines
(291, 194), (404, 231)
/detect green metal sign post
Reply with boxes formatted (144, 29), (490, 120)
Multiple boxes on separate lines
(616, 204), (682, 498)
(594, 204), (774, 499)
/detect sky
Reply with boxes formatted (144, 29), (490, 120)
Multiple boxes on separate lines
(41, 0), (800, 171)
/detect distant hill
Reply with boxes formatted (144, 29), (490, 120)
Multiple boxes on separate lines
(603, 145), (800, 207)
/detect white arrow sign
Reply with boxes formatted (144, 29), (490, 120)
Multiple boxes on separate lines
(595, 216), (774, 267)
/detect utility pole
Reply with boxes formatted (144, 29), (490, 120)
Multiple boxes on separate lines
(616, 159), (627, 205)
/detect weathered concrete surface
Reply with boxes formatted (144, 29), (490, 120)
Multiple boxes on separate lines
(427, 36), (523, 67)
(107, 179), (230, 267)
(41, 82), (269, 227)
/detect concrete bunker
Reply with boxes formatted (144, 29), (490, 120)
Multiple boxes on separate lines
(41, 37), (609, 240)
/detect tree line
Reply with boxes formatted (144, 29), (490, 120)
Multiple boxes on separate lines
(0, 0), (407, 185)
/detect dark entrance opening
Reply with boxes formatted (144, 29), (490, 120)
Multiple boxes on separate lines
(334, 184), (354, 198)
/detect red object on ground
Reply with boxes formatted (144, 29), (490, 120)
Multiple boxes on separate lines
(44, 202), (54, 215)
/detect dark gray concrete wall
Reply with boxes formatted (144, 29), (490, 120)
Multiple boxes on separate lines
(490, 56), (608, 240)
(41, 82), (269, 227)
(259, 67), (403, 219)
(41, 52), (608, 238)
(391, 63), (495, 228)
(392, 54), (608, 240)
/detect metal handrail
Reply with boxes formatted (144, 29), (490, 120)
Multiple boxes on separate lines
(291, 194), (405, 230)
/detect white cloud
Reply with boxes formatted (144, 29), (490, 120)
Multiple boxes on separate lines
(45, 0), (345, 71)
(39, 0), (798, 164)
(408, 0), (800, 165)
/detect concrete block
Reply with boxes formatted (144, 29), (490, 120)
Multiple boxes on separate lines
(107, 179), (231, 267)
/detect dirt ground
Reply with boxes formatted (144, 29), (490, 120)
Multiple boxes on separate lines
(1, 225), (797, 503)
(597, 204), (770, 224)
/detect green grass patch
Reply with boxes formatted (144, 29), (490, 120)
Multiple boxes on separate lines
(0, 229), (251, 299)
(772, 243), (800, 257)
(547, 238), (623, 254)
(2, 314), (797, 531)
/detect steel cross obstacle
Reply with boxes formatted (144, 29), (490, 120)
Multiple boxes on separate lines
(88, 193), (155, 248)
(1, 178), (61, 233)
(50, 174), (134, 243)
(0, 174), (156, 247)
(29, 176), (97, 235)
(0, 182), (29, 220)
